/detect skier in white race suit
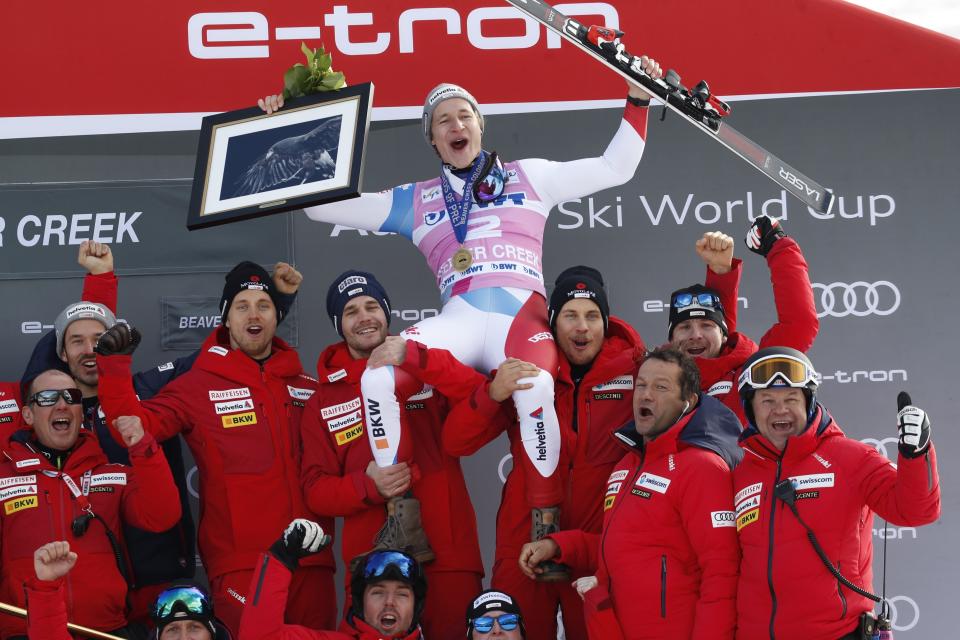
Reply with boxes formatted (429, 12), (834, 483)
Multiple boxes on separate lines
(260, 56), (662, 576)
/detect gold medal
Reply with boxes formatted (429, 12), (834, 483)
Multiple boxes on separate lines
(452, 247), (473, 273)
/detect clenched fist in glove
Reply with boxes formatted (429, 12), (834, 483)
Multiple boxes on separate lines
(897, 391), (931, 458)
(94, 322), (141, 356)
(269, 519), (331, 571)
(745, 215), (786, 257)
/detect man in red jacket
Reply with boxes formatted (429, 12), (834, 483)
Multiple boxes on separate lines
(667, 217), (819, 424)
(241, 519), (425, 640)
(94, 261), (336, 637)
(300, 270), (485, 638)
(443, 265), (644, 640)
(26, 541), (232, 640)
(1, 369), (181, 639)
(518, 348), (742, 640)
(733, 347), (941, 640)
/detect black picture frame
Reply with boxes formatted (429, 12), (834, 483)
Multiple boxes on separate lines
(187, 82), (373, 230)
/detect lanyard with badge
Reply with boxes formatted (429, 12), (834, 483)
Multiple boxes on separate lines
(439, 150), (505, 272)
(43, 469), (96, 534)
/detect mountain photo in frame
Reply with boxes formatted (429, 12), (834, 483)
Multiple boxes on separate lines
(187, 82), (373, 229)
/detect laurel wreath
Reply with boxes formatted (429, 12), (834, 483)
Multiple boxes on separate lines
(282, 42), (347, 99)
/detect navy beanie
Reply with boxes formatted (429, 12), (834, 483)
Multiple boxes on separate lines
(325, 270), (392, 337)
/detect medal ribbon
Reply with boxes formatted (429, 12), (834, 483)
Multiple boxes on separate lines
(439, 150), (489, 245)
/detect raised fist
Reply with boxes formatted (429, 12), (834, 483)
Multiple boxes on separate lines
(77, 241), (114, 275)
(897, 391), (931, 459)
(94, 322), (141, 356)
(269, 519), (331, 571)
(34, 541), (78, 582)
(745, 215), (786, 257)
(696, 231), (734, 275)
(272, 262), (303, 295)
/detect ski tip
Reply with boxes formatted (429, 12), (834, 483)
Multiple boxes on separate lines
(821, 189), (836, 216)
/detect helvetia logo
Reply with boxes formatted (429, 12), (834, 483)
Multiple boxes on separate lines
(530, 407), (547, 461)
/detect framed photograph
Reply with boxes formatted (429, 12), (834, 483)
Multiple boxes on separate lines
(187, 82), (373, 230)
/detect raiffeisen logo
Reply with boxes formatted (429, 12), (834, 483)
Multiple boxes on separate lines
(188, 4), (619, 59)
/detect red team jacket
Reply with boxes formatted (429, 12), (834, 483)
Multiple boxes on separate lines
(550, 396), (743, 640)
(695, 239), (818, 423)
(241, 552), (422, 640)
(0, 430), (180, 637)
(301, 339), (485, 575)
(96, 328), (334, 580)
(442, 316), (644, 564)
(734, 407), (941, 640)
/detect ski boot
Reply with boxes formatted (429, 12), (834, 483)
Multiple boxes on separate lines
(531, 507), (570, 582)
(351, 495), (436, 571)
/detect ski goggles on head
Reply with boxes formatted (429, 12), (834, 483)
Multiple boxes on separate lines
(150, 585), (213, 621)
(473, 613), (521, 634)
(28, 388), (82, 407)
(738, 355), (820, 392)
(671, 291), (721, 310)
(362, 550), (417, 581)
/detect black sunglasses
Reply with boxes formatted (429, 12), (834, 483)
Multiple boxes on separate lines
(28, 388), (83, 407)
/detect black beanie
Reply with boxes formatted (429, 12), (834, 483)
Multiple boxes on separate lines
(667, 283), (727, 340)
(466, 590), (526, 637)
(220, 261), (283, 321)
(325, 270), (392, 337)
(548, 265), (610, 333)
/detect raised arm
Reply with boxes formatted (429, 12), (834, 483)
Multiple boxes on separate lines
(520, 101), (649, 210)
(745, 216), (819, 352)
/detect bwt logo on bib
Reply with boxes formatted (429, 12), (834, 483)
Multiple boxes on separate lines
(530, 407), (547, 461)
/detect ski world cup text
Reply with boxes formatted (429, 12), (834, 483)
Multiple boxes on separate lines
(0, 212), (142, 248)
(554, 192), (895, 229)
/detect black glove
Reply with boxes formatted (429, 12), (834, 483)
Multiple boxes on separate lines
(94, 322), (141, 356)
(897, 391), (931, 459)
(744, 215), (786, 257)
(269, 519), (331, 571)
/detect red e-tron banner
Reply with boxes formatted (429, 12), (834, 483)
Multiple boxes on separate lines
(2, 0), (960, 136)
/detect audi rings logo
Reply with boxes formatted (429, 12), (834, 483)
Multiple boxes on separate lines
(884, 595), (920, 632)
(498, 453), (513, 484)
(812, 281), (900, 318)
(860, 436), (899, 461)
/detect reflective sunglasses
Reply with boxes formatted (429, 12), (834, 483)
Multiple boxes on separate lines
(28, 388), (82, 407)
(739, 355), (820, 391)
(473, 613), (521, 634)
(363, 550), (417, 581)
(671, 292), (720, 310)
(150, 585), (213, 621)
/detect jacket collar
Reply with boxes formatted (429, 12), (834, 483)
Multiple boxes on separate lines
(557, 316), (644, 388)
(317, 341), (369, 386)
(4, 429), (106, 474)
(195, 327), (303, 382)
(612, 394), (744, 470)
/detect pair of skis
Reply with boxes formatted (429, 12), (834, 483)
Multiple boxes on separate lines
(505, 0), (835, 215)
